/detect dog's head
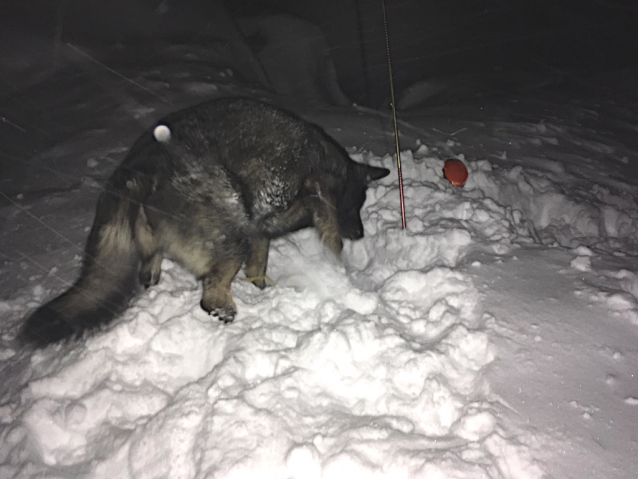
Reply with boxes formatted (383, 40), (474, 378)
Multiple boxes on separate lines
(338, 163), (390, 240)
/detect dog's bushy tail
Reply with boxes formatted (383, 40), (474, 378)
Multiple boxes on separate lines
(20, 184), (145, 347)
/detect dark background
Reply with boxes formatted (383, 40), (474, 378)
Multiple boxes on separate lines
(1, 0), (637, 106)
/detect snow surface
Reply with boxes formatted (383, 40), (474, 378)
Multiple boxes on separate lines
(1, 27), (638, 479)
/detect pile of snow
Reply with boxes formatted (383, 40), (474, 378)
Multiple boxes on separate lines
(1, 146), (550, 478)
(468, 157), (638, 251)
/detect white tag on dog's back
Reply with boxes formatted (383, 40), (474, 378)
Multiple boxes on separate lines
(153, 124), (172, 144)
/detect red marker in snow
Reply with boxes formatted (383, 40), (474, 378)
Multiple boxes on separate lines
(443, 159), (469, 188)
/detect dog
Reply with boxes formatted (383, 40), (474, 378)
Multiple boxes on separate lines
(20, 97), (390, 347)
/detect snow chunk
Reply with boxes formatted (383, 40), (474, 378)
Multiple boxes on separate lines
(570, 255), (592, 272)
(380, 267), (482, 335)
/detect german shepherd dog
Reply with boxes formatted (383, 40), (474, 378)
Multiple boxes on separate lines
(20, 97), (390, 347)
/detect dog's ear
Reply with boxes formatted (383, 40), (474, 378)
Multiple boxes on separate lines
(355, 163), (391, 184)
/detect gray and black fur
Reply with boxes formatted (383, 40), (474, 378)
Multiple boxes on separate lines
(20, 97), (390, 347)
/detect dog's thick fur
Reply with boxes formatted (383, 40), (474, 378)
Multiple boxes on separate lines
(20, 97), (390, 347)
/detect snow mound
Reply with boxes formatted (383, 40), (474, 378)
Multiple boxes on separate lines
(2, 147), (548, 478)
(470, 162), (638, 249)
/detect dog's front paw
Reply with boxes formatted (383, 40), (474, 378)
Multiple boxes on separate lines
(200, 300), (236, 323)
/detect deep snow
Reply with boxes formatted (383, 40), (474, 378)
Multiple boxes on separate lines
(1, 28), (638, 479)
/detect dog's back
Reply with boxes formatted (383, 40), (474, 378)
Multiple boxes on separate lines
(151, 98), (349, 230)
(20, 97), (390, 347)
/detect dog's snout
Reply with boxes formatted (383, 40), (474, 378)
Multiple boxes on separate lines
(342, 222), (364, 240)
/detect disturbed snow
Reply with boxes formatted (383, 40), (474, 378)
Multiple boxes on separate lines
(1, 42), (638, 479)
(5, 149), (543, 478)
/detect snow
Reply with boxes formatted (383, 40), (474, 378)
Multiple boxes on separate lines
(1, 17), (638, 479)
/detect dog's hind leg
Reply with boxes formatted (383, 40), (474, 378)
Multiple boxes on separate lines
(244, 238), (270, 289)
(304, 174), (343, 255)
(200, 255), (243, 323)
(135, 207), (163, 288)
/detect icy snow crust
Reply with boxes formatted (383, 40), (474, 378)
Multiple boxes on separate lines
(1, 40), (638, 479)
